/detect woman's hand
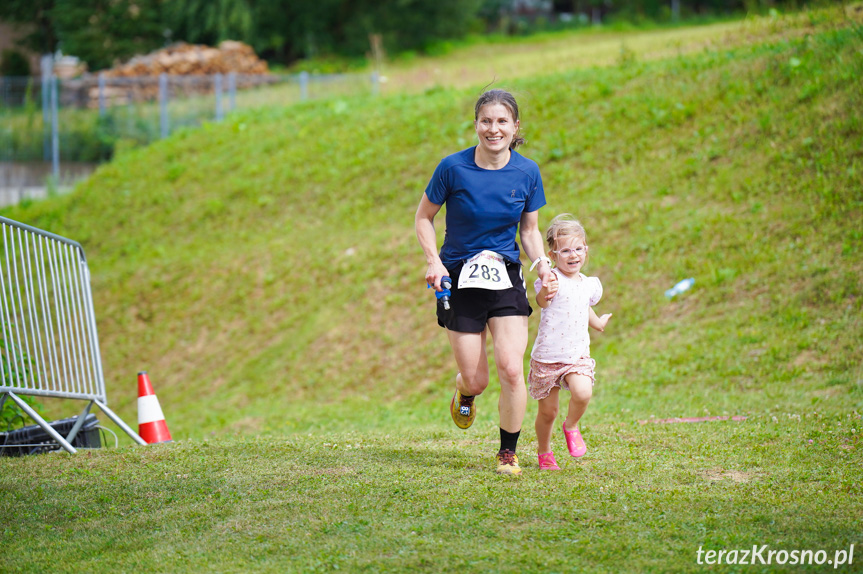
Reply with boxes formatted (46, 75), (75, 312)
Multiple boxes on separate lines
(426, 261), (450, 291)
(537, 262), (554, 293)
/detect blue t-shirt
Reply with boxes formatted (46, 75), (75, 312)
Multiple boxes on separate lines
(424, 146), (546, 268)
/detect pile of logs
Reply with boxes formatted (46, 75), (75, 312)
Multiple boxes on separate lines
(103, 41), (269, 77)
(59, 41), (275, 108)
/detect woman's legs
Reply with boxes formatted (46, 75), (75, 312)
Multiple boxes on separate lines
(447, 316), (527, 474)
(487, 315), (529, 433)
(446, 329), (490, 397)
(535, 387), (559, 454)
(563, 373), (593, 431)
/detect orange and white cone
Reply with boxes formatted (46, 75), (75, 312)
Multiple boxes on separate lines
(137, 371), (172, 444)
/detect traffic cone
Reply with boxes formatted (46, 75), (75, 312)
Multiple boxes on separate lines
(137, 371), (172, 444)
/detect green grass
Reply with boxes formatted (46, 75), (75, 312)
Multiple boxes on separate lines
(1, 5), (862, 572)
(2, 418), (860, 572)
(379, 6), (849, 92)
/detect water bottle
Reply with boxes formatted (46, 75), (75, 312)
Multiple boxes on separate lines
(428, 276), (452, 310)
(665, 277), (694, 299)
(437, 277), (453, 310)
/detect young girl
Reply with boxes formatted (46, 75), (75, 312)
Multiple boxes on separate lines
(528, 214), (612, 470)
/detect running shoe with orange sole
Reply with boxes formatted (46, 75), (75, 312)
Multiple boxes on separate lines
(496, 449), (522, 475)
(450, 389), (476, 429)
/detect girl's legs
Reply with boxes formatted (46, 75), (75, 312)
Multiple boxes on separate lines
(562, 373), (593, 431)
(446, 329), (490, 397)
(535, 387), (560, 454)
(487, 315), (529, 433)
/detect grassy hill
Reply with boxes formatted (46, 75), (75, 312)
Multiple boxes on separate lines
(1, 5), (861, 572)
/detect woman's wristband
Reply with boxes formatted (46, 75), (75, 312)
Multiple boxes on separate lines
(530, 256), (552, 271)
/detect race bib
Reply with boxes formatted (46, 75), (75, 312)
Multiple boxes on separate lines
(458, 251), (513, 290)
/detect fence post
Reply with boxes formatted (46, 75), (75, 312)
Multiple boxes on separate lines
(41, 55), (52, 161)
(98, 73), (106, 116)
(214, 73), (223, 122)
(299, 71), (309, 101)
(228, 72), (237, 112)
(371, 71), (380, 96)
(159, 73), (169, 139)
(50, 74), (60, 185)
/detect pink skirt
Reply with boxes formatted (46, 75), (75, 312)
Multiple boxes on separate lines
(528, 357), (596, 401)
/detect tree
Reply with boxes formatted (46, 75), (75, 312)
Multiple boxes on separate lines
(2, 0), (778, 73)
(0, 0), (60, 55)
(0, 49), (32, 76)
(162, 0), (254, 47)
(249, 0), (344, 63)
(52, 0), (165, 70)
(352, 0), (484, 55)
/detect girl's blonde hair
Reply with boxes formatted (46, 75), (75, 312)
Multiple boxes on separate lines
(545, 213), (587, 250)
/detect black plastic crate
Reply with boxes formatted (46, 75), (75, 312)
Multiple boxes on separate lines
(0, 413), (101, 456)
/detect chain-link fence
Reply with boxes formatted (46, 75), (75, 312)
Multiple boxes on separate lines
(1, 62), (380, 204)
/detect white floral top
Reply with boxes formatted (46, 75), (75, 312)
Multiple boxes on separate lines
(531, 270), (603, 364)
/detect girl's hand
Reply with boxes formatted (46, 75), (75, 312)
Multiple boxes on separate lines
(594, 313), (613, 331)
(545, 273), (559, 302)
(426, 261), (450, 291)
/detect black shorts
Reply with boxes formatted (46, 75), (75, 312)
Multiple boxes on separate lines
(437, 260), (532, 333)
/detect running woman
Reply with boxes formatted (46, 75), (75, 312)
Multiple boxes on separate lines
(415, 89), (552, 475)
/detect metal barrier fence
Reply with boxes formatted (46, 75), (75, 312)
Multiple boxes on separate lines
(0, 215), (144, 453)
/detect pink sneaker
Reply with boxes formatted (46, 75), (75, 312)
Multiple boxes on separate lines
(537, 452), (560, 470)
(562, 422), (587, 457)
